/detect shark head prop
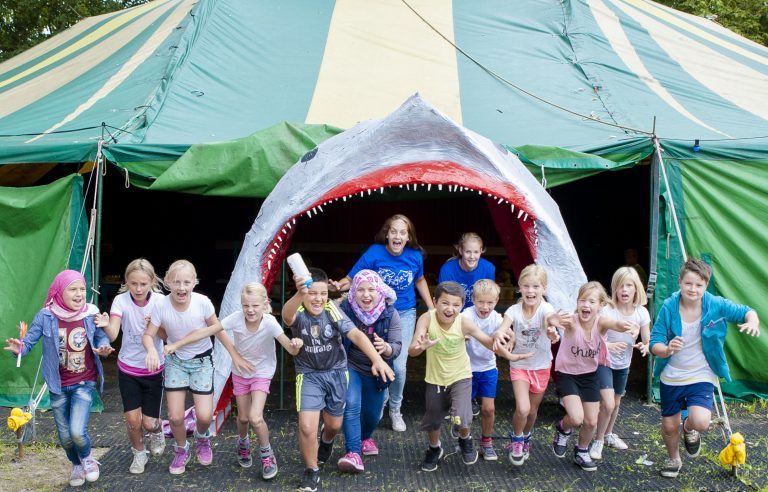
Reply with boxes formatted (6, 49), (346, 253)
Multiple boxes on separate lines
(221, 95), (586, 316)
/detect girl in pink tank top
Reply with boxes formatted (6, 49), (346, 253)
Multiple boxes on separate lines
(552, 282), (639, 471)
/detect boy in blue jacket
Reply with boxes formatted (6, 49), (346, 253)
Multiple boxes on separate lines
(650, 258), (760, 478)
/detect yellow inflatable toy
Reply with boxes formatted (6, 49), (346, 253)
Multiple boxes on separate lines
(7, 408), (32, 432)
(719, 432), (746, 467)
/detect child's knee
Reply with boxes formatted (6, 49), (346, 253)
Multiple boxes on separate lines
(168, 414), (185, 427)
(250, 414), (266, 428)
(124, 414), (142, 430)
(142, 416), (161, 432)
(515, 403), (531, 417)
(481, 403), (495, 419)
(583, 414), (598, 428)
(601, 399), (615, 414)
(569, 415), (584, 427)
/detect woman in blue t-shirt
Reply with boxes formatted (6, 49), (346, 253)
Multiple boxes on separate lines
(438, 232), (496, 308)
(332, 214), (433, 432)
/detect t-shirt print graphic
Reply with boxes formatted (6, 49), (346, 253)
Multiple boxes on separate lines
(378, 269), (414, 290)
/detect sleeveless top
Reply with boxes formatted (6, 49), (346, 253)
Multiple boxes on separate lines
(425, 310), (472, 386)
(555, 316), (602, 375)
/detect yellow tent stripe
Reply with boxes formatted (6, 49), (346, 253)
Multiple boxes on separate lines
(305, 0), (461, 127)
(0, 0), (171, 90)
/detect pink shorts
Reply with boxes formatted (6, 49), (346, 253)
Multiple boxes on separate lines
(509, 368), (551, 394)
(232, 375), (272, 396)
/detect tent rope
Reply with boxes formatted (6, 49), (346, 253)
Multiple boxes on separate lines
(400, 0), (653, 136)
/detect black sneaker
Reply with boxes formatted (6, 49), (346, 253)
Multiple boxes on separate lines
(472, 399), (480, 417)
(552, 424), (571, 458)
(421, 445), (444, 472)
(660, 457), (683, 478)
(459, 436), (479, 465)
(573, 448), (597, 471)
(682, 421), (701, 457)
(298, 467), (320, 492)
(317, 439), (334, 464)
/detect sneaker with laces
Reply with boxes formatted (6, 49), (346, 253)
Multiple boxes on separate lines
(149, 431), (166, 456)
(237, 437), (252, 468)
(361, 438), (379, 456)
(390, 409), (407, 432)
(421, 445), (444, 472)
(605, 433), (628, 450)
(574, 448), (597, 471)
(169, 442), (191, 475)
(660, 457), (683, 478)
(298, 467), (320, 492)
(196, 436), (213, 465)
(459, 436), (478, 465)
(589, 440), (604, 460)
(69, 464), (85, 487)
(480, 441), (498, 461)
(507, 439), (525, 466)
(317, 438), (334, 464)
(552, 424), (571, 458)
(337, 451), (364, 473)
(523, 433), (532, 460)
(82, 455), (100, 482)
(129, 448), (149, 474)
(682, 421), (701, 457)
(261, 454), (278, 480)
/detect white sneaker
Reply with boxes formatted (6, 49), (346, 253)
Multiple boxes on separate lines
(390, 409), (406, 432)
(589, 440), (604, 460)
(605, 433), (628, 450)
(82, 455), (100, 482)
(149, 431), (167, 456)
(69, 464), (85, 487)
(129, 448), (149, 474)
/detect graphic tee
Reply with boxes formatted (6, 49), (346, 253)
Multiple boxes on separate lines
(438, 257), (496, 307)
(221, 311), (284, 378)
(349, 244), (424, 311)
(602, 305), (651, 370)
(505, 301), (556, 370)
(288, 301), (355, 374)
(58, 319), (96, 386)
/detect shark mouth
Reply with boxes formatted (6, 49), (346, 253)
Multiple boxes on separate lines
(221, 95), (586, 317)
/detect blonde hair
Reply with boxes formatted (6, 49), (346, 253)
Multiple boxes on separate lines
(471, 279), (500, 300)
(610, 266), (647, 306)
(455, 232), (485, 256)
(241, 282), (272, 314)
(118, 258), (162, 294)
(517, 264), (548, 289)
(577, 281), (609, 305)
(163, 260), (198, 288)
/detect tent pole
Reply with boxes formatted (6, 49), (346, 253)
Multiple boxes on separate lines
(647, 136), (662, 403)
(93, 148), (105, 307)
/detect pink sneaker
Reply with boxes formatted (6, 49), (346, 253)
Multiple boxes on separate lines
(337, 452), (364, 473)
(169, 443), (191, 475)
(361, 438), (379, 456)
(196, 437), (213, 466)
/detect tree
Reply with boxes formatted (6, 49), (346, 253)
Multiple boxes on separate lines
(657, 0), (768, 46)
(0, 1), (148, 62)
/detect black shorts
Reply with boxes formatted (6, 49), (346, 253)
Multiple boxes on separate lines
(118, 369), (164, 417)
(554, 371), (600, 403)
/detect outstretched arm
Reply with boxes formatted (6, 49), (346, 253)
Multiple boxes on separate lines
(281, 275), (309, 326)
(276, 333), (304, 356)
(214, 328), (254, 374)
(164, 316), (222, 356)
(408, 312), (436, 356)
(347, 328), (394, 382)
(738, 311), (760, 337)
(414, 277), (434, 310)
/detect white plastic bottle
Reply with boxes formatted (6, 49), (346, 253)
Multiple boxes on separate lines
(286, 253), (312, 288)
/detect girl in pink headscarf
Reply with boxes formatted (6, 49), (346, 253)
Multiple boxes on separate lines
(336, 269), (402, 473)
(5, 269), (113, 487)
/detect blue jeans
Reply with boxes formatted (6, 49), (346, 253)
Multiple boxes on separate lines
(388, 308), (416, 410)
(50, 380), (95, 465)
(343, 368), (386, 454)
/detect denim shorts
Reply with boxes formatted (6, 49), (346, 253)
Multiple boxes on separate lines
(597, 365), (630, 396)
(164, 351), (214, 395)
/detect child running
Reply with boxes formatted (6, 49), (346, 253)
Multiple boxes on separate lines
(142, 260), (227, 475)
(493, 264), (566, 466)
(650, 258), (760, 478)
(95, 259), (167, 474)
(217, 282), (304, 480)
(438, 232), (496, 308)
(551, 281), (638, 472)
(283, 268), (394, 492)
(409, 281), (532, 473)
(5, 270), (113, 487)
(462, 279), (505, 460)
(590, 266), (650, 460)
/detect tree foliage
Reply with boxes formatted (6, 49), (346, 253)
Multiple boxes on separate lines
(656, 0), (768, 46)
(0, 1), (148, 62)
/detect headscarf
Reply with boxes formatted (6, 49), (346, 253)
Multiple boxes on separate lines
(348, 269), (397, 326)
(45, 270), (98, 322)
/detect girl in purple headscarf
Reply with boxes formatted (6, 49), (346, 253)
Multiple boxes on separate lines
(336, 269), (402, 473)
(5, 270), (113, 487)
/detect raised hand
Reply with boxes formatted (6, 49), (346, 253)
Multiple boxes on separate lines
(372, 333), (390, 355)
(546, 326), (560, 344)
(290, 338), (304, 350)
(93, 345), (115, 357)
(94, 312), (109, 328)
(3, 338), (21, 355)
(738, 320), (760, 337)
(667, 336), (684, 356)
(634, 342), (649, 357)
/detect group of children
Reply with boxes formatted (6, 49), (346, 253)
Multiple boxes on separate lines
(3, 212), (761, 492)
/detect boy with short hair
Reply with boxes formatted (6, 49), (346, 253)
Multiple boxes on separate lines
(409, 281), (531, 472)
(282, 268), (394, 492)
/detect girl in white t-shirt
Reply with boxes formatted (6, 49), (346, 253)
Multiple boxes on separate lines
(590, 267), (650, 460)
(217, 283), (303, 480)
(492, 265), (566, 467)
(95, 259), (166, 474)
